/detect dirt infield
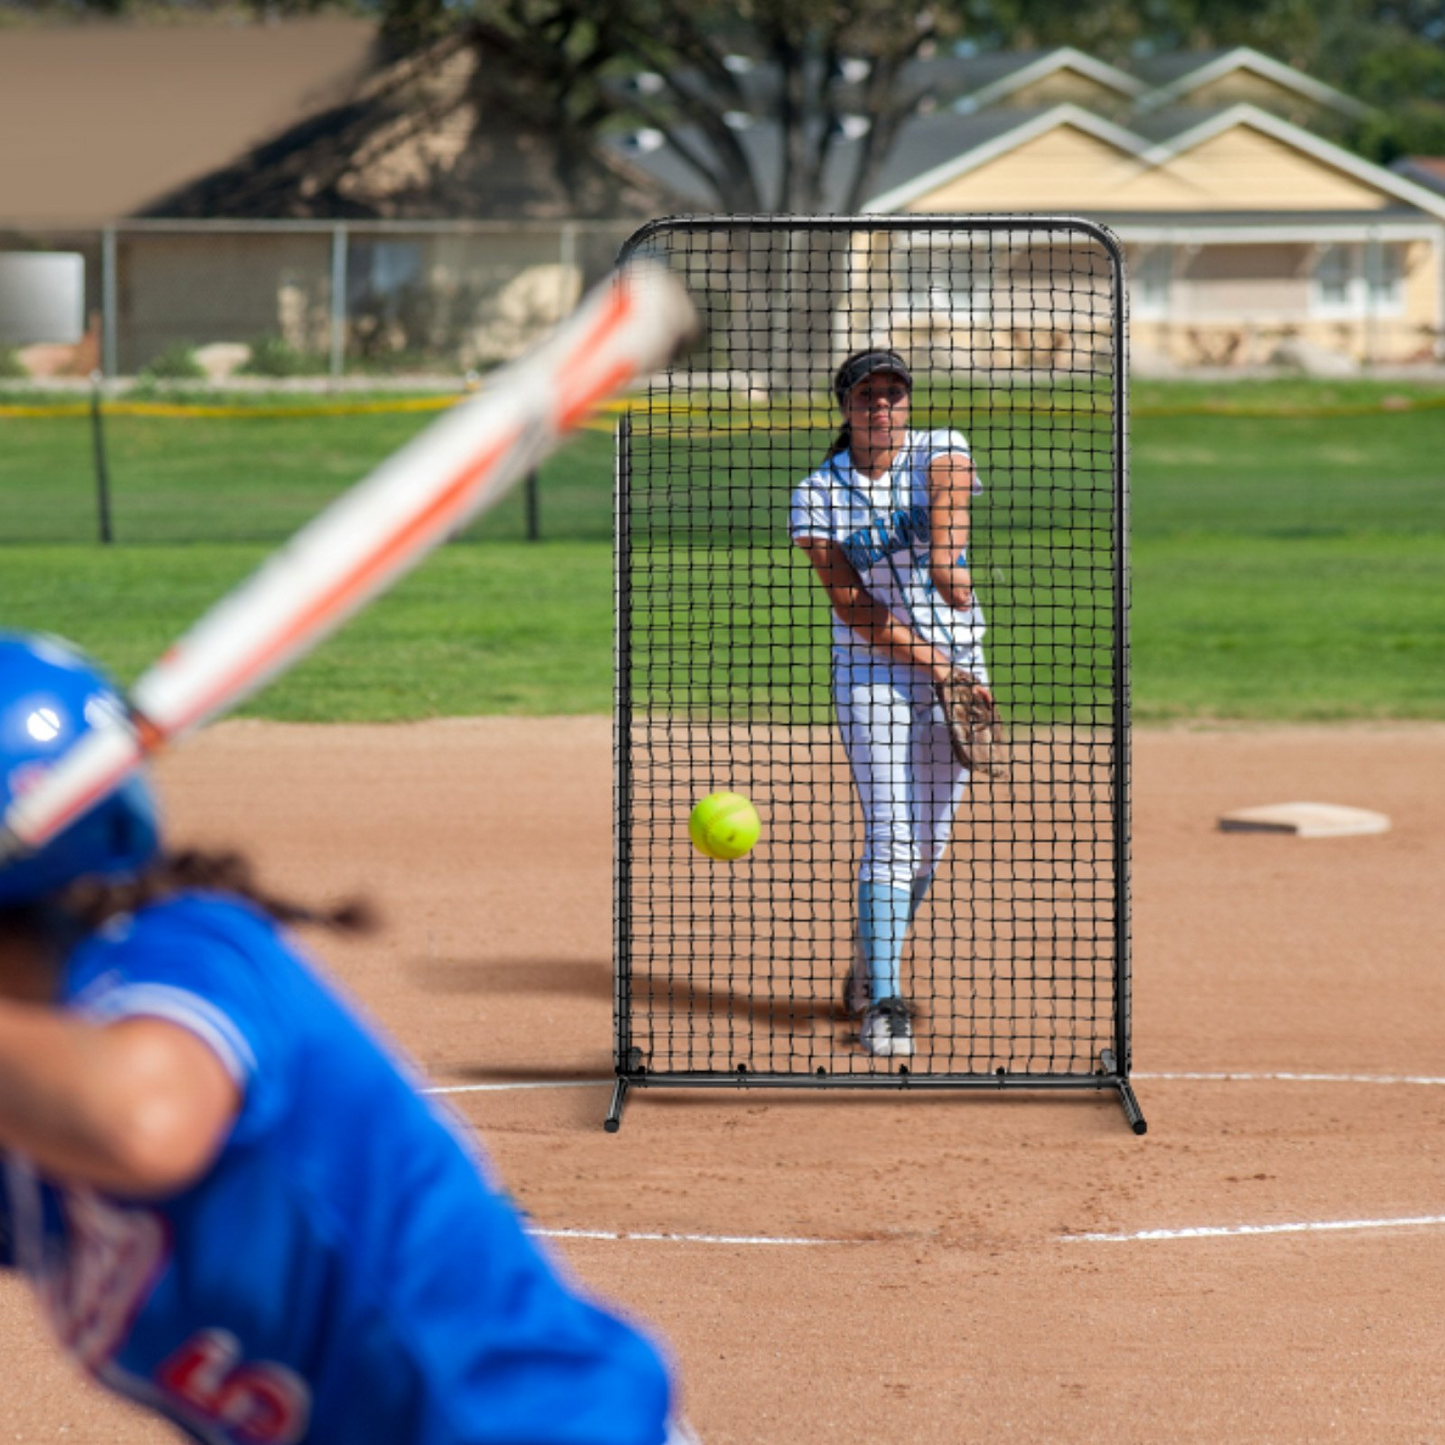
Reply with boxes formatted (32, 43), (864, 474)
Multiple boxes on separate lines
(2, 719), (1442, 1442)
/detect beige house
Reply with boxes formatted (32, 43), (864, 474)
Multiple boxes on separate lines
(617, 45), (1445, 371)
(863, 101), (1445, 369)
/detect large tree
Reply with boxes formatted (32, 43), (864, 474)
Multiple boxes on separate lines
(22, 0), (1445, 197)
(357, 0), (1445, 195)
(369, 0), (968, 214)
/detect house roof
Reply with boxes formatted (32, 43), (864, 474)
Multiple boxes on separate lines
(858, 100), (1445, 224)
(1140, 103), (1445, 221)
(949, 46), (1148, 112)
(608, 109), (1033, 214)
(1130, 46), (1371, 118)
(0, 16), (380, 225)
(609, 44), (1386, 215)
(1127, 48), (1237, 86)
(1392, 156), (1445, 195)
(849, 110), (1057, 210)
(906, 50), (1059, 94)
(1087, 206), (1435, 230)
(674, 44), (1365, 119)
(612, 94), (1445, 227)
(861, 104), (1152, 213)
(1125, 104), (1237, 145)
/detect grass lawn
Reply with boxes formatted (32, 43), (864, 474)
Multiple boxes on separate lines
(1, 379), (1442, 721)
(0, 543), (618, 719)
(1133, 534), (1445, 719)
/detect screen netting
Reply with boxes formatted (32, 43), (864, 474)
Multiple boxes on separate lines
(612, 216), (1140, 1130)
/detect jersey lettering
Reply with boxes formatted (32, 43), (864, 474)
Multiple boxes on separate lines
(842, 504), (929, 574)
(39, 1190), (169, 1371)
(841, 532), (873, 571)
(157, 1329), (311, 1444)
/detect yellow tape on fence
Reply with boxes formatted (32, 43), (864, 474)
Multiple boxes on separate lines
(0, 403), (93, 418)
(1133, 395), (1445, 418)
(0, 396), (462, 421)
(0, 395), (634, 437)
(2, 392), (1442, 425)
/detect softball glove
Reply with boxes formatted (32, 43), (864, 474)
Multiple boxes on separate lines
(934, 670), (1007, 778)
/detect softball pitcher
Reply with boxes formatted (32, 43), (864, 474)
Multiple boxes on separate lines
(0, 632), (691, 1444)
(790, 349), (990, 1059)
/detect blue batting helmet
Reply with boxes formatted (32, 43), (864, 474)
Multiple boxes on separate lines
(0, 633), (159, 905)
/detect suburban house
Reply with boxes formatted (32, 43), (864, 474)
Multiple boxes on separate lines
(612, 46), (1445, 370)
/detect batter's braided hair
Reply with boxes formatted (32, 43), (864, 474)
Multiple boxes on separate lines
(822, 347), (912, 461)
(60, 847), (376, 935)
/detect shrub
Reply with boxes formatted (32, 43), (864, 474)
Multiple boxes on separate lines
(0, 346), (28, 380)
(239, 335), (329, 378)
(140, 341), (206, 381)
(345, 348), (447, 377)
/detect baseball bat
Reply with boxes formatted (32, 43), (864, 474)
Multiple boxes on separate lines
(2, 259), (696, 859)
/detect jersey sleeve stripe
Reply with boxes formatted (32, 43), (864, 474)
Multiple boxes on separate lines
(76, 984), (257, 1085)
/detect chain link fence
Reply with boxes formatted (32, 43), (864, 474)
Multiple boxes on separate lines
(0, 219), (639, 381)
(0, 220), (642, 544)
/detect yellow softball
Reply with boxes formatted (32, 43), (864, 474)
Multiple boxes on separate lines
(687, 791), (761, 861)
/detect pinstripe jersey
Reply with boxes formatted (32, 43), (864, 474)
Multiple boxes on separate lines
(0, 893), (672, 1445)
(789, 427), (985, 661)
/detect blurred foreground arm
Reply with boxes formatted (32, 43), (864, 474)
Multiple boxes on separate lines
(0, 1005), (239, 1197)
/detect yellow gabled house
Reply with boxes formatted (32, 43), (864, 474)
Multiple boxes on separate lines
(613, 44), (1442, 371)
(860, 101), (1445, 369)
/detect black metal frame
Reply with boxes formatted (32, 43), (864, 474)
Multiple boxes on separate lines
(610, 214), (1144, 1135)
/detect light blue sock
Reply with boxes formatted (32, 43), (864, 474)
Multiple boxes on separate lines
(858, 881), (912, 1004)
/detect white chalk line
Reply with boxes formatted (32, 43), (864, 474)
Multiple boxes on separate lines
(431, 1075), (1445, 1250)
(431, 1071), (1445, 1253)
(529, 1216), (1445, 1248)
(530, 1226), (846, 1247)
(1068, 1214), (1445, 1243)
(1136, 1070), (1445, 1086)
(424, 1080), (606, 1095)
(535, 1215), (1445, 1248)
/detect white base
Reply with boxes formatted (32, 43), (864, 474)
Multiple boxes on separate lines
(1218, 802), (1391, 838)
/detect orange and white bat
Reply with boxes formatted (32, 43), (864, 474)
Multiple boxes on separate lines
(1, 259), (695, 859)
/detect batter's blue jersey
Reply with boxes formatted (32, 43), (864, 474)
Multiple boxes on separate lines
(0, 893), (673, 1445)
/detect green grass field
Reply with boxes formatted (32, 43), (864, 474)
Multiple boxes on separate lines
(1, 379), (1442, 721)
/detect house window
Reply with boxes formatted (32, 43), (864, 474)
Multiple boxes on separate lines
(1131, 246), (1172, 318)
(361, 240), (423, 300)
(346, 240), (426, 353)
(1312, 244), (1352, 312)
(1364, 244), (1403, 310)
(1310, 243), (1405, 318)
(895, 245), (992, 322)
